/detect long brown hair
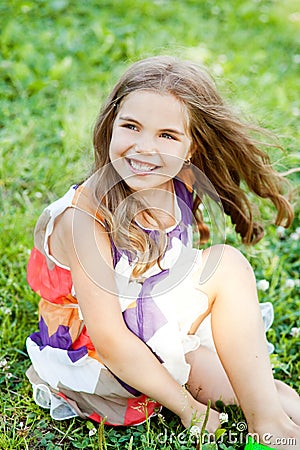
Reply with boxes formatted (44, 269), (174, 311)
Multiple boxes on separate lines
(91, 55), (293, 276)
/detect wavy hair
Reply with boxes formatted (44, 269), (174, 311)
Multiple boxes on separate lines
(91, 55), (293, 277)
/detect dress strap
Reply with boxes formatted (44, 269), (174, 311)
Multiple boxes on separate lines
(34, 186), (78, 270)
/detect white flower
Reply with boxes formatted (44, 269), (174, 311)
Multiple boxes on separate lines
(296, 227), (300, 236)
(290, 327), (300, 338)
(285, 279), (295, 289)
(290, 232), (299, 241)
(190, 425), (201, 438)
(157, 412), (166, 423)
(276, 226), (285, 239)
(0, 359), (8, 369)
(257, 279), (270, 291)
(289, 12), (300, 23)
(219, 412), (229, 424)
(89, 427), (97, 437)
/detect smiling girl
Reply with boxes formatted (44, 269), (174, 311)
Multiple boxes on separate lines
(26, 56), (300, 449)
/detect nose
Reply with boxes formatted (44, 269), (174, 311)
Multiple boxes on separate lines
(134, 133), (157, 154)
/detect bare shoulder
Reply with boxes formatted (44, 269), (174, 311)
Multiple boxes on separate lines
(49, 207), (111, 268)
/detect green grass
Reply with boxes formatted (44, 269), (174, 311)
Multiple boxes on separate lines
(0, 0), (299, 448)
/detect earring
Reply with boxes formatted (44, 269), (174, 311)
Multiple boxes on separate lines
(184, 158), (191, 166)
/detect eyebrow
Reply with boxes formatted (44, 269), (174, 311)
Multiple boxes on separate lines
(118, 115), (185, 136)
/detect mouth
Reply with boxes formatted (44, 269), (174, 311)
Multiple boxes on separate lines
(125, 157), (161, 174)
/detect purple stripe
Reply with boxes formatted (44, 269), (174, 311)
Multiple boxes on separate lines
(67, 346), (88, 363)
(110, 237), (135, 266)
(30, 317), (87, 363)
(167, 222), (189, 247)
(48, 325), (73, 349)
(123, 270), (169, 343)
(173, 178), (193, 226)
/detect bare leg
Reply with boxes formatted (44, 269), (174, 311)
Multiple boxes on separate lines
(185, 347), (300, 426)
(186, 345), (237, 406)
(274, 380), (300, 426)
(194, 244), (300, 449)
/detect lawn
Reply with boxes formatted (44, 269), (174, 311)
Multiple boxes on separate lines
(0, 0), (299, 449)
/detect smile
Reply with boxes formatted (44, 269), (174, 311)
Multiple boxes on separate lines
(126, 158), (160, 174)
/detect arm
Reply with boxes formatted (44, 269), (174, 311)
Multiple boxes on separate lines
(51, 207), (218, 429)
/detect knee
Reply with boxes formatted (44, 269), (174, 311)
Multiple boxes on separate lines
(217, 244), (250, 265)
(201, 244), (257, 305)
(203, 244), (254, 279)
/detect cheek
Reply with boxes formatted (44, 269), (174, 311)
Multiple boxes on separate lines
(162, 144), (188, 164)
(109, 130), (132, 159)
(160, 153), (185, 177)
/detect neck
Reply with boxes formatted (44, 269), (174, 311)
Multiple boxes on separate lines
(135, 180), (177, 230)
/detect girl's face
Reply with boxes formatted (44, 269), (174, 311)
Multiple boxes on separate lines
(109, 90), (191, 193)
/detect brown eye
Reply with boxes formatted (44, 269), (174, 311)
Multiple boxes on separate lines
(161, 133), (175, 140)
(123, 124), (138, 131)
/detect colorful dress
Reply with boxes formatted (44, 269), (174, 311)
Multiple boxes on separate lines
(26, 178), (274, 425)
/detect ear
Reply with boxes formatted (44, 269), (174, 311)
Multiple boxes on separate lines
(186, 141), (196, 160)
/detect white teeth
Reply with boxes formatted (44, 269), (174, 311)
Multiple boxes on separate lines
(129, 159), (156, 172)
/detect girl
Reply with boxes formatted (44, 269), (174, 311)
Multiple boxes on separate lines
(26, 56), (300, 449)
